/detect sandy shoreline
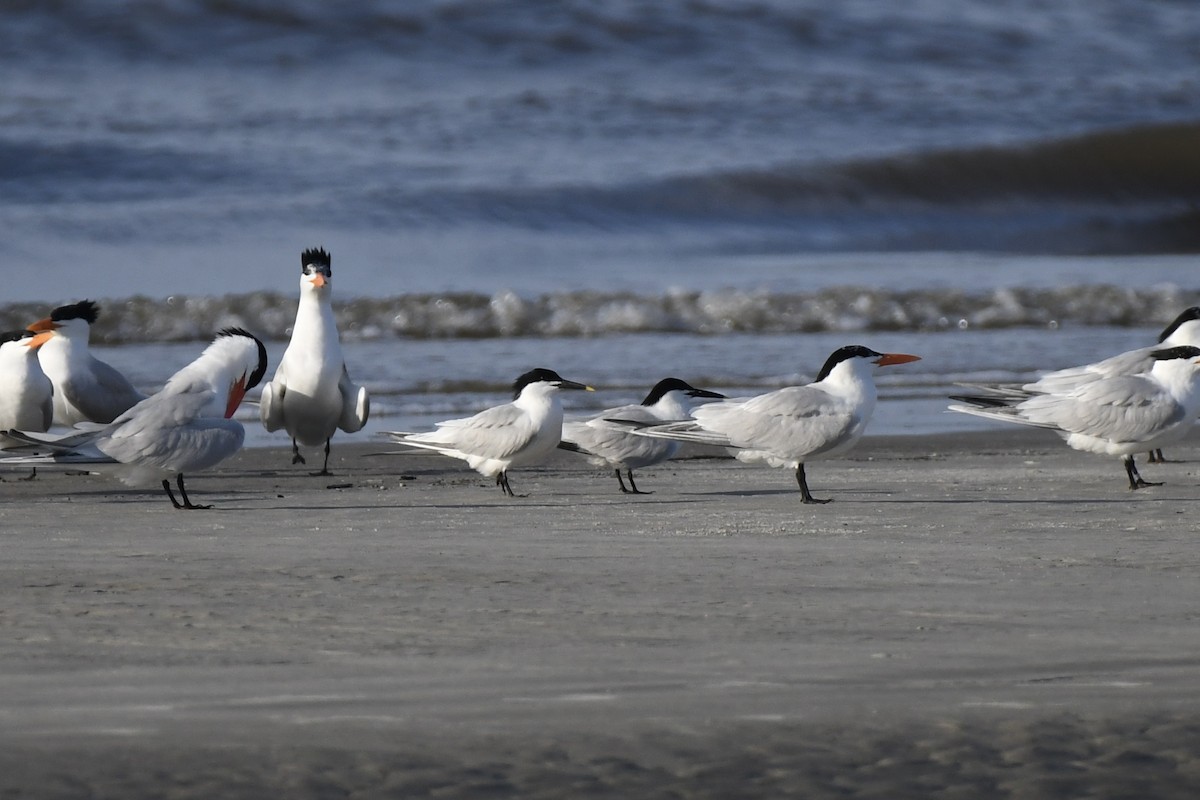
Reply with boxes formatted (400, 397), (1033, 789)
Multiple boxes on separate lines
(2, 429), (1199, 798)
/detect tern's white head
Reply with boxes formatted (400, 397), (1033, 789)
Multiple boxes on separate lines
(1158, 307), (1200, 347)
(641, 377), (725, 418)
(300, 247), (333, 296)
(512, 368), (594, 400)
(1148, 344), (1200, 389)
(26, 299), (100, 343)
(169, 327), (269, 419)
(0, 329), (52, 362)
(814, 345), (922, 385)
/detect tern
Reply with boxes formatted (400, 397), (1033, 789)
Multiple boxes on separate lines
(949, 345), (1200, 490)
(382, 368), (593, 496)
(27, 300), (145, 426)
(260, 247), (369, 475)
(559, 377), (725, 494)
(0, 330), (55, 451)
(2, 328), (268, 509)
(628, 346), (921, 503)
(959, 306), (1200, 462)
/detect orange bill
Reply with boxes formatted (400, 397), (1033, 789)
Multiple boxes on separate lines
(225, 376), (248, 419)
(875, 352), (921, 367)
(26, 317), (57, 333)
(26, 330), (55, 349)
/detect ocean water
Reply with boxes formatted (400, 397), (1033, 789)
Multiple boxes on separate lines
(3, 1), (1199, 443)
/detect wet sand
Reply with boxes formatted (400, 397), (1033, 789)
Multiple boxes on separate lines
(2, 430), (1198, 798)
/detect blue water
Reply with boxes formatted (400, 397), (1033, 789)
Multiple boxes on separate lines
(3, 1), (1199, 441)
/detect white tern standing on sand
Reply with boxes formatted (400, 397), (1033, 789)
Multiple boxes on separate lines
(382, 368), (593, 496)
(559, 377), (724, 494)
(627, 345), (921, 503)
(1, 328), (268, 509)
(0, 330), (55, 450)
(949, 345), (1200, 491)
(260, 247), (369, 475)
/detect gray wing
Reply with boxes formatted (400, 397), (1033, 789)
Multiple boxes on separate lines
(337, 366), (369, 433)
(62, 357), (145, 423)
(1029, 347), (1156, 393)
(412, 403), (539, 460)
(694, 386), (858, 457)
(1019, 375), (1185, 443)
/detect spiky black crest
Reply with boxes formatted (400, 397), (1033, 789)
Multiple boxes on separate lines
(815, 345), (883, 382)
(0, 329), (34, 345)
(1157, 307), (1200, 343)
(301, 247), (332, 275)
(513, 367), (565, 398)
(1150, 345), (1200, 361)
(49, 299), (99, 324)
(216, 327), (269, 389)
(641, 377), (695, 405)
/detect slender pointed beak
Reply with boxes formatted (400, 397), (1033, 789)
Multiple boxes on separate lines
(26, 331), (54, 350)
(225, 375), (249, 418)
(557, 379), (594, 392)
(874, 353), (921, 367)
(689, 389), (726, 399)
(26, 318), (58, 333)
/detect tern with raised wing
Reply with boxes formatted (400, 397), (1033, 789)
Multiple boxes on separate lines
(949, 345), (1200, 490)
(559, 377), (724, 494)
(382, 368), (593, 496)
(260, 247), (369, 475)
(2, 328), (268, 509)
(628, 346), (921, 503)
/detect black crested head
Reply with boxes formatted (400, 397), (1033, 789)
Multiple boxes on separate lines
(1157, 307), (1200, 343)
(815, 345), (883, 382)
(1150, 345), (1200, 361)
(1, 329), (33, 345)
(513, 367), (565, 398)
(216, 327), (269, 389)
(49, 300), (99, 324)
(642, 377), (697, 405)
(301, 247), (332, 276)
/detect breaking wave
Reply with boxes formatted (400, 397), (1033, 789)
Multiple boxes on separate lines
(3, 284), (1194, 344)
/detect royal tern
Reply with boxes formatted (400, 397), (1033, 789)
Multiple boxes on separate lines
(27, 300), (145, 426)
(0, 330), (55, 450)
(260, 247), (369, 475)
(2, 328), (268, 509)
(949, 345), (1200, 490)
(382, 368), (593, 496)
(559, 377), (725, 494)
(628, 346), (921, 503)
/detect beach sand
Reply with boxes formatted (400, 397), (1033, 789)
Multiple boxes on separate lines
(1, 430), (1198, 798)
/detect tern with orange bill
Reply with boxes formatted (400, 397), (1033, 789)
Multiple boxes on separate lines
(0, 329), (55, 451)
(626, 346), (921, 503)
(1, 328), (268, 509)
(260, 247), (369, 475)
(27, 300), (145, 426)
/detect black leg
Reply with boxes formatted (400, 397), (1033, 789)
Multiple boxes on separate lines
(310, 439), (333, 477)
(173, 474), (212, 510)
(18, 467), (37, 481)
(615, 469), (630, 493)
(291, 439), (306, 465)
(796, 463), (832, 504)
(624, 469), (652, 495)
(1124, 456), (1162, 490)
(496, 471), (517, 497)
(162, 478), (185, 509)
